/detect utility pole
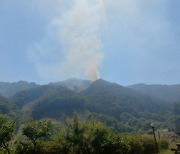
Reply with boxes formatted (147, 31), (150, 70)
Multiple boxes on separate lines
(151, 123), (159, 154)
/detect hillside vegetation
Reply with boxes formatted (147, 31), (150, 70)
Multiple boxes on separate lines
(8, 79), (173, 133)
(0, 114), (169, 154)
(0, 79), (179, 153)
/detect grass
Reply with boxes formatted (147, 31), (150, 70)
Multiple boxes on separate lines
(160, 150), (173, 154)
(158, 131), (179, 154)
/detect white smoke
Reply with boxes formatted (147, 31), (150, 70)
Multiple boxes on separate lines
(28, 0), (104, 81)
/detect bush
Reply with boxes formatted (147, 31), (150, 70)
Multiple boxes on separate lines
(15, 140), (34, 154)
(140, 136), (156, 154)
(158, 139), (169, 150)
(37, 141), (69, 154)
(127, 135), (157, 154)
(128, 136), (144, 154)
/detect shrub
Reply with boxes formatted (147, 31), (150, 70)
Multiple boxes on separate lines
(127, 136), (144, 154)
(127, 135), (156, 154)
(158, 139), (169, 150)
(140, 136), (156, 154)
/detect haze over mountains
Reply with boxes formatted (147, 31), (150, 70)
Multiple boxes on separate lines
(129, 83), (180, 102)
(0, 78), (179, 132)
(1, 79), (180, 103)
(0, 81), (38, 97)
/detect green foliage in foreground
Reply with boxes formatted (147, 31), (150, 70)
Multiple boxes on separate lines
(0, 114), (169, 154)
(0, 115), (15, 154)
(22, 120), (52, 152)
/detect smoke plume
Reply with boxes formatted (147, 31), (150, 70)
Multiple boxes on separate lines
(28, 0), (104, 81)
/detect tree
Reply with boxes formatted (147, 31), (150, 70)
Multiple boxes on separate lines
(84, 119), (130, 154)
(22, 120), (52, 152)
(66, 113), (85, 153)
(0, 114), (15, 154)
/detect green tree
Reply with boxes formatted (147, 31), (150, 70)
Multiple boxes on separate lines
(22, 120), (52, 152)
(85, 120), (130, 154)
(65, 115), (130, 154)
(0, 114), (15, 154)
(66, 113), (85, 153)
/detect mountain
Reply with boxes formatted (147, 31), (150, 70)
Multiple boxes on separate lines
(11, 84), (74, 109)
(0, 81), (39, 97)
(81, 79), (170, 119)
(10, 79), (172, 132)
(11, 84), (85, 120)
(129, 83), (180, 102)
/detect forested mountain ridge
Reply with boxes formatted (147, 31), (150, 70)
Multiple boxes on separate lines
(81, 79), (170, 115)
(80, 79), (171, 130)
(129, 83), (180, 102)
(0, 81), (39, 97)
(10, 85), (74, 109)
(8, 79), (172, 132)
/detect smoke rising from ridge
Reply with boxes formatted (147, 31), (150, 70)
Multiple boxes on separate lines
(28, 0), (104, 81)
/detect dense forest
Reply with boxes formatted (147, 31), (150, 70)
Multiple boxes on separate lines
(9, 79), (174, 132)
(0, 113), (169, 154)
(0, 78), (180, 153)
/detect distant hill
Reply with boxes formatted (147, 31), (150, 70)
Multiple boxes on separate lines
(11, 85), (74, 109)
(128, 83), (180, 102)
(0, 81), (39, 97)
(11, 84), (85, 120)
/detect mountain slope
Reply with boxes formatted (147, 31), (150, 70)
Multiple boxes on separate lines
(12, 84), (86, 119)
(129, 83), (180, 102)
(0, 94), (16, 114)
(0, 81), (39, 97)
(0, 94), (21, 125)
(81, 79), (170, 119)
(11, 85), (74, 109)
(9, 79), (173, 132)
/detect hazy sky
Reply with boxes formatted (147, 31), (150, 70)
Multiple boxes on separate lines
(0, 0), (180, 85)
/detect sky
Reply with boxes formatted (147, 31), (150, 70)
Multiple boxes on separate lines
(0, 0), (180, 85)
